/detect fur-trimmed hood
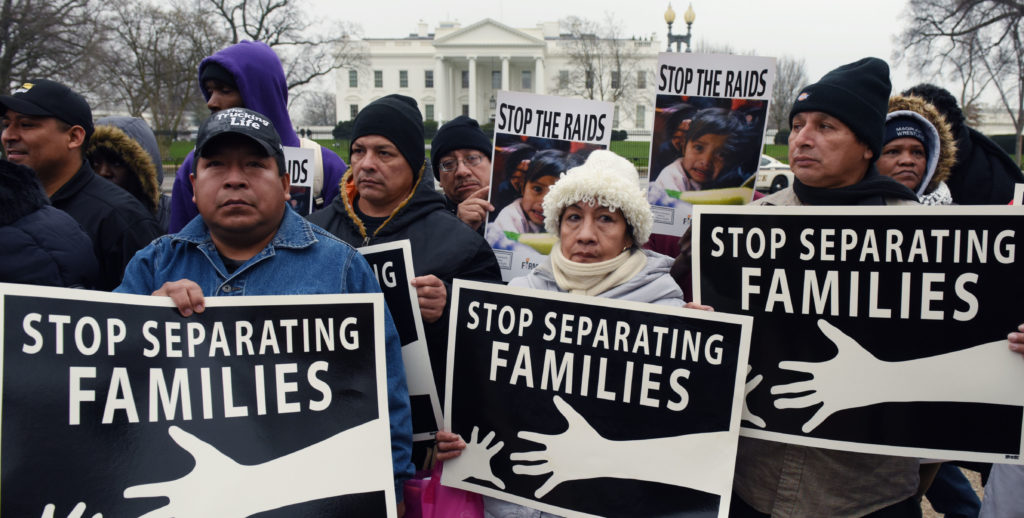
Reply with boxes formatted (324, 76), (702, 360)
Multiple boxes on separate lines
(887, 95), (957, 196)
(86, 124), (161, 214)
(0, 159), (50, 225)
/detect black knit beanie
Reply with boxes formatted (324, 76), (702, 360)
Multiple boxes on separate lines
(351, 94), (424, 175)
(790, 57), (891, 161)
(430, 115), (492, 175)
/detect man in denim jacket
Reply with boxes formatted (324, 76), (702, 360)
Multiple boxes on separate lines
(116, 107), (414, 515)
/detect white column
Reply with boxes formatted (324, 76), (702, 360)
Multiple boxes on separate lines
(501, 56), (510, 91)
(434, 56), (446, 122)
(534, 56), (545, 94)
(468, 56), (477, 119)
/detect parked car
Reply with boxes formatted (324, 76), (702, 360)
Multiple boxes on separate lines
(759, 154), (790, 171)
(754, 155), (794, 195)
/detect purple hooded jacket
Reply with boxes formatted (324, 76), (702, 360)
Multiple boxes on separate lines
(167, 41), (346, 232)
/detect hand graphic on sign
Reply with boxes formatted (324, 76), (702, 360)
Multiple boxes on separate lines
(772, 319), (1024, 434)
(125, 422), (393, 517)
(511, 395), (734, 499)
(742, 365), (766, 429)
(444, 426), (506, 489)
(41, 503), (101, 518)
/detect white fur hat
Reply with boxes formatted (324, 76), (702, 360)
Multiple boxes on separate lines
(542, 149), (653, 245)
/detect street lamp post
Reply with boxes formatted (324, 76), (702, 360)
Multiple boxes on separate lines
(665, 3), (696, 53)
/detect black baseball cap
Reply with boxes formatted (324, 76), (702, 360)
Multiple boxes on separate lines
(0, 79), (94, 140)
(194, 107), (285, 175)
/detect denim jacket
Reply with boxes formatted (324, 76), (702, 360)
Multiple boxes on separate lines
(116, 206), (414, 499)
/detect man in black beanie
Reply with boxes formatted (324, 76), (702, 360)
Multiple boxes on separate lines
(309, 95), (501, 415)
(731, 58), (924, 518)
(431, 115), (494, 231)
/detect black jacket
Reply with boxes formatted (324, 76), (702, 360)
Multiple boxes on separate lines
(946, 126), (1024, 205)
(309, 169), (501, 394)
(50, 161), (162, 290)
(0, 161), (97, 287)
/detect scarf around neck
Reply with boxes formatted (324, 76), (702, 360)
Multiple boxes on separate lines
(793, 167), (918, 206)
(549, 243), (648, 296)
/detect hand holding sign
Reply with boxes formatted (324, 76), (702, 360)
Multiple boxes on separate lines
(445, 426), (506, 489)
(41, 503), (101, 518)
(1010, 323), (1024, 356)
(743, 365), (766, 429)
(772, 319), (894, 433)
(411, 275), (446, 324)
(457, 186), (494, 231)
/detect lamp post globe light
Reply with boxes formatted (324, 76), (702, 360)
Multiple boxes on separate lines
(665, 3), (696, 52)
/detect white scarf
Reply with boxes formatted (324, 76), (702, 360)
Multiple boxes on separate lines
(549, 242), (648, 296)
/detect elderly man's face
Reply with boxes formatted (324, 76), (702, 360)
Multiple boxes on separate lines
(789, 111), (873, 189)
(438, 148), (490, 203)
(351, 134), (414, 216)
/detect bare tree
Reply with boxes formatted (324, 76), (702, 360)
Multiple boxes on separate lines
(900, 0), (1024, 161)
(300, 91), (336, 126)
(768, 56), (807, 132)
(207, 0), (367, 99)
(0, 0), (103, 91)
(555, 15), (647, 123)
(93, 0), (227, 156)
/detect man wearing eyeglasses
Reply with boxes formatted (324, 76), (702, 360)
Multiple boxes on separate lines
(430, 115), (494, 232)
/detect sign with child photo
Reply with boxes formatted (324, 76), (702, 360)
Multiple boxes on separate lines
(648, 53), (776, 237)
(485, 91), (614, 282)
(442, 280), (752, 518)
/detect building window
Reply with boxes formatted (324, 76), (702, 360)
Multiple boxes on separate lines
(613, 106), (620, 128)
(492, 70), (501, 89)
(399, 70), (408, 88)
(425, 104), (434, 120)
(350, 104), (359, 119)
(559, 70), (569, 88)
(348, 70), (358, 88)
(462, 104), (469, 116)
(425, 70), (434, 88)
(611, 71), (620, 89)
(637, 70), (647, 89)
(461, 70), (469, 88)
(374, 70), (383, 88)
(636, 105), (646, 128)
(521, 70), (532, 90)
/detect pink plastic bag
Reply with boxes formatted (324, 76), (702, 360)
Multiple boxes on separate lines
(403, 461), (484, 518)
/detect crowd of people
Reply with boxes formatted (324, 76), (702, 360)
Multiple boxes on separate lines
(1, 38), (1023, 518)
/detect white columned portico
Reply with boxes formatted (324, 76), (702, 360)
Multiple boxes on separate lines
(534, 56), (545, 94)
(434, 56), (447, 121)
(501, 56), (510, 91)
(468, 56), (477, 119)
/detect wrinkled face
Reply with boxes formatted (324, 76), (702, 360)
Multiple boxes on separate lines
(559, 202), (632, 263)
(521, 176), (557, 225)
(682, 133), (728, 185)
(2, 110), (80, 176)
(191, 134), (289, 243)
(89, 148), (132, 189)
(351, 135), (414, 214)
(205, 79), (244, 113)
(877, 137), (927, 191)
(438, 148), (490, 203)
(789, 111), (873, 188)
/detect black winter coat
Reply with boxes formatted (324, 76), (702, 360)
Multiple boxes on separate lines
(309, 170), (501, 396)
(0, 160), (97, 287)
(946, 126), (1024, 205)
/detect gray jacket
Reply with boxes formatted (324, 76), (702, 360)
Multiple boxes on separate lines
(509, 248), (684, 306)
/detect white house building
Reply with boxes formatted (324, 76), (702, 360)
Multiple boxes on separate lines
(334, 19), (661, 130)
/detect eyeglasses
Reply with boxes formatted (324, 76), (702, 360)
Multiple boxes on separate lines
(439, 153), (487, 173)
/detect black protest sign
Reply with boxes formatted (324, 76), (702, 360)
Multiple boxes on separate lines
(442, 280), (752, 518)
(284, 146), (315, 215)
(1, 284), (396, 517)
(693, 205), (1024, 463)
(359, 240), (443, 440)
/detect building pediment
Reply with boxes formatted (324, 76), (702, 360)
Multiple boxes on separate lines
(434, 18), (545, 49)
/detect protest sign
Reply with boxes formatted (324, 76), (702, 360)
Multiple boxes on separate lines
(442, 280), (752, 517)
(1015, 183), (1023, 205)
(359, 240), (442, 441)
(693, 205), (1024, 463)
(486, 91), (614, 282)
(284, 146), (315, 215)
(0, 284), (397, 516)
(648, 53), (776, 237)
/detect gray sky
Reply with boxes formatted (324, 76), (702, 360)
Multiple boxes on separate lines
(313, 0), (924, 93)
